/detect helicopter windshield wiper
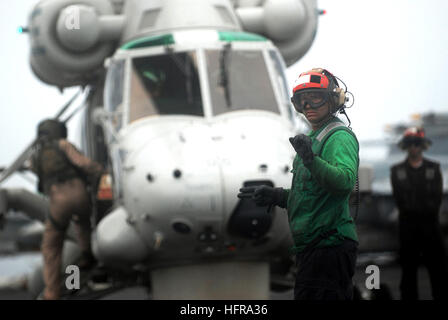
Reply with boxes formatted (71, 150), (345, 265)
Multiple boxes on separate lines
(164, 46), (194, 105)
(219, 43), (232, 108)
(164, 46), (189, 77)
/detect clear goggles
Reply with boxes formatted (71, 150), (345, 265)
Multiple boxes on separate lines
(291, 89), (331, 113)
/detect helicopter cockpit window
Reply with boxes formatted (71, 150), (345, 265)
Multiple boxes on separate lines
(104, 59), (125, 130)
(129, 52), (204, 123)
(205, 49), (279, 116)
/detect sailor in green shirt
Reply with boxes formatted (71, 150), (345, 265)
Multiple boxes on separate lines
(239, 68), (359, 300)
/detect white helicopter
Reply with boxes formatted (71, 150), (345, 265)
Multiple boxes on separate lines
(0, 0), (320, 299)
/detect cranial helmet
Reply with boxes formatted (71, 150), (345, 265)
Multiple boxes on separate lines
(37, 119), (67, 140)
(291, 68), (347, 114)
(398, 126), (431, 150)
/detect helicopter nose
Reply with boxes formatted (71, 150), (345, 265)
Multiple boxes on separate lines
(94, 113), (295, 264)
(121, 124), (292, 217)
(110, 116), (292, 256)
(120, 126), (225, 227)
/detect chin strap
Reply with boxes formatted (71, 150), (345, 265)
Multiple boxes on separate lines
(314, 113), (334, 129)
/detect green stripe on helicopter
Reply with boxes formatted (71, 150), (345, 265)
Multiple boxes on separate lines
(121, 31), (267, 50)
(121, 34), (175, 50)
(218, 31), (267, 42)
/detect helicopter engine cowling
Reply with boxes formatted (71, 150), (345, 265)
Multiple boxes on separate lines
(27, 0), (123, 88)
(236, 0), (318, 66)
(26, 0), (319, 88)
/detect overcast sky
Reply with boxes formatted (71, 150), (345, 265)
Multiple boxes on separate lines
(288, 0), (448, 141)
(1, 0), (447, 189)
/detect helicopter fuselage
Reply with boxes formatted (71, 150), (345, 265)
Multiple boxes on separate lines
(92, 30), (300, 269)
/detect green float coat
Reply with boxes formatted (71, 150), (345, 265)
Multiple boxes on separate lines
(285, 117), (359, 254)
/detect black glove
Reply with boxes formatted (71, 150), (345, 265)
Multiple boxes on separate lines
(238, 185), (287, 209)
(289, 134), (314, 166)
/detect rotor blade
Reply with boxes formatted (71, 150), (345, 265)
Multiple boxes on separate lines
(62, 104), (84, 124)
(54, 89), (82, 120)
(62, 88), (92, 123)
(0, 139), (36, 184)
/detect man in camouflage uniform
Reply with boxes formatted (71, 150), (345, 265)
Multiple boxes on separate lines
(32, 119), (103, 300)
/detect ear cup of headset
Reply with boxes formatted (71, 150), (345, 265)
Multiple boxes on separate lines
(319, 69), (346, 108)
(333, 87), (346, 107)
